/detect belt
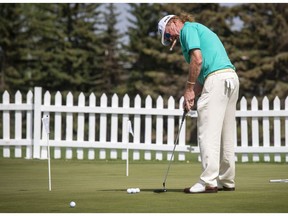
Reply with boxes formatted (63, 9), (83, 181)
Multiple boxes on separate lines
(207, 68), (235, 78)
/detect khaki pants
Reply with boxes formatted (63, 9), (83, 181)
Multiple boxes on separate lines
(197, 70), (239, 188)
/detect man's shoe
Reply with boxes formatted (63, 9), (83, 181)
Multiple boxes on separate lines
(218, 186), (235, 191)
(184, 183), (218, 194)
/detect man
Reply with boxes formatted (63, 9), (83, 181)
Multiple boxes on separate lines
(158, 13), (239, 193)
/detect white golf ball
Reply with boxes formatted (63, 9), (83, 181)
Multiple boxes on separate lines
(135, 188), (140, 193)
(131, 188), (137, 193)
(127, 188), (132, 194)
(70, 201), (76, 208)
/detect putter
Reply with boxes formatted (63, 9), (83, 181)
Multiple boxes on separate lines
(154, 110), (187, 193)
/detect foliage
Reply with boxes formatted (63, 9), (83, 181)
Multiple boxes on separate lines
(0, 3), (287, 101)
(228, 4), (288, 99)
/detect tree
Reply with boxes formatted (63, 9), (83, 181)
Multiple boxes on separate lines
(0, 4), (33, 93)
(126, 3), (187, 100)
(125, 3), (233, 101)
(228, 3), (288, 99)
(97, 3), (127, 97)
(0, 3), (104, 94)
(45, 3), (103, 93)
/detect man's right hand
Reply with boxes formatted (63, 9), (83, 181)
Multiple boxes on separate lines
(183, 86), (195, 112)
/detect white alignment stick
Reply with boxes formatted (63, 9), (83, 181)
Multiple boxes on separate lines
(269, 179), (288, 183)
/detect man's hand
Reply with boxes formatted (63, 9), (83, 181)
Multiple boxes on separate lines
(183, 85), (195, 112)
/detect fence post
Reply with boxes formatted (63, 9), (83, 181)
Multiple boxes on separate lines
(33, 87), (42, 159)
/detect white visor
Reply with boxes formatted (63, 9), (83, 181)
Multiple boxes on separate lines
(158, 14), (175, 46)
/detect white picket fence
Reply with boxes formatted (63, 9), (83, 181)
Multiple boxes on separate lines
(0, 87), (288, 162)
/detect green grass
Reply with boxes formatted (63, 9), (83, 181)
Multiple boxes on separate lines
(0, 157), (288, 213)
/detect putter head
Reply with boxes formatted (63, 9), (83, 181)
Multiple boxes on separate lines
(153, 188), (167, 193)
(153, 182), (167, 193)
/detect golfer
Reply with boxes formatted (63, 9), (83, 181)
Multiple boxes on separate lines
(158, 13), (239, 193)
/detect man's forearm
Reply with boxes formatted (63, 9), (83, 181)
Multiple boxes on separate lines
(187, 49), (202, 84)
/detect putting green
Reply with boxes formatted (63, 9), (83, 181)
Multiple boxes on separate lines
(0, 158), (287, 213)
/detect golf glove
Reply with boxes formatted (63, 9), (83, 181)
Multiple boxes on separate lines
(225, 78), (235, 90)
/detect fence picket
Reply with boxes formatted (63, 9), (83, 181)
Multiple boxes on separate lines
(262, 97), (270, 162)
(144, 96), (152, 160)
(110, 94), (119, 159)
(240, 97), (249, 162)
(3, 91), (10, 158)
(178, 97), (185, 161)
(54, 92), (62, 159)
(15, 91), (22, 158)
(156, 96), (164, 160)
(133, 95), (141, 160)
(234, 111), (238, 162)
(273, 97), (281, 162)
(251, 97), (259, 162)
(121, 94), (130, 160)
(25, 91), (33, 159)
(99, 94), (107, 159)
(285, 97), (288, 162)
(41, 91), (51, 159)
(65, 92), (73, 159)
(88, 93), (96, 160)
(167, 96), (175, 161)
(77, 93), (85, 160)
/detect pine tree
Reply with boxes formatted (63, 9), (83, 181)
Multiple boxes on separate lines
(228, 3), (288, 99)
(97, 3), (127, 97)
(0, 4), (33, 93)
(50, 3), (103, 93)
(0, 3), (104, 94)
(126, 3), (187, 100)
(125, 3), (232, 101)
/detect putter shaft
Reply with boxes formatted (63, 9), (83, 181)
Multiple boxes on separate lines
(162, 111), (187, 189)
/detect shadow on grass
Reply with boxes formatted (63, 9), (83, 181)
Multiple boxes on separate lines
(99, 188), (184, 193)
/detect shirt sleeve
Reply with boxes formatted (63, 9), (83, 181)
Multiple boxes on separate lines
(182, 25), (201, 52)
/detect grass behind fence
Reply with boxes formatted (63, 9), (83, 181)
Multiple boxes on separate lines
(0, 155), (288, 213)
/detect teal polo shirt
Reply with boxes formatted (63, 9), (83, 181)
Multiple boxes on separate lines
(180, 22), (235, 85)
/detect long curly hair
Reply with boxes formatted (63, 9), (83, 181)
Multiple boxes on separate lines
(170, 12), (195, 23)
(179, 12), (195, 22)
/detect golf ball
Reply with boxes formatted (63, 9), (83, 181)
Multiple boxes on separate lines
(127, 188), (140, 194)
(70, 201), (76, 208)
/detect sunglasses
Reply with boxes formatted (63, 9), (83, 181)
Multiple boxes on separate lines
(164, 33), (171, 40)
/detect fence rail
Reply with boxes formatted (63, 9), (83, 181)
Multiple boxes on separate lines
(0, 87), (288, 162)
